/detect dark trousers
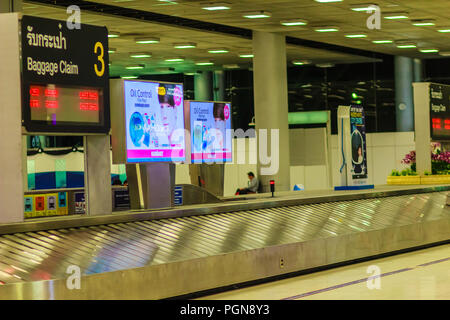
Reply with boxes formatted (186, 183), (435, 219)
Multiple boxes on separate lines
(235, 188), (254, 195)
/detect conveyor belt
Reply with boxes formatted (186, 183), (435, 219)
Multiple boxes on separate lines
(0, 190), (449, 298)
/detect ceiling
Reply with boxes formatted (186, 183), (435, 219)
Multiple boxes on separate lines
(23, 0), (450, 77)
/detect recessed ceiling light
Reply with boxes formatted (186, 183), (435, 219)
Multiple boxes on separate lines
(223, 64), (240, 69)
(173, 42), (197, 49)
(372, 40), (394, 44)
(437, 28), (450, 33)
(108, 31), (120, 38)
(195, 61), (214, 66)
(165, 57), (185, 62)
(135, 37), (160, 44)
(314, 26), (339, 32)
(384, 12), (409, 20)
(243, 11), (272, 19)
(239, 53), (254, 58)
(130, 52), (152, 58)
(345, 34), (368, 38)
(108, 48), (117, 53)
(350, 4), (378, 12)
(439, 51), (450, 56)
(121, 76), (139, 79)
(412, 19), (435, 26)
(126, 64), (145, 70)
(201, 2), (231, 10)
(292, 60), (312, 65)
(280, 19), (308, 26)
(314, 0), (343, 2)
(208, 48), (229, 53)
(419, 48), (439, 53)
(316, 63), (335, 68)
(396, 42), (416, 49)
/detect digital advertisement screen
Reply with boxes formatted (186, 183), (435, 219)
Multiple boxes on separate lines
(124, 80), (185, 163)
(189, 101), (232, 163)
(29, 84), (102, 124)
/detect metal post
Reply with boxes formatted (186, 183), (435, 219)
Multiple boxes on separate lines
(395, 56), (415, 132)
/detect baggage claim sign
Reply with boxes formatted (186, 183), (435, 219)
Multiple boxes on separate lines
(21, 15), (110, 134)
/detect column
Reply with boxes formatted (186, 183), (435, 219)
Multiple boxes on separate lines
(413, 58), (423, 83)
(84, 136), (112, 216)
(252, 31), (290, 192)
(0, 3), (23, 223)
(194, 71), (213, 101)
(395, 56), (415, 132)
(213, 70), (225, 101)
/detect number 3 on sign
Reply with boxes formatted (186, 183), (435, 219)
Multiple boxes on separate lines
(94, 42), (105, 77)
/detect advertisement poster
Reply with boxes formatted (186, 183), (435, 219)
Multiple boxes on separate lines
(74, 192), (86, 214)
(190, 101), (232, 163)
(124, 81), (185, 163)
(350, 105), (368, 184)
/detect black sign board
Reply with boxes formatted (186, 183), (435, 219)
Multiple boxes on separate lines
(21, 15), (110, 134)
(429, 83), (450, 141)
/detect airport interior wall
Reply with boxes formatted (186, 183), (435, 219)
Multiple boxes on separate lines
(26, 131), (414, 194)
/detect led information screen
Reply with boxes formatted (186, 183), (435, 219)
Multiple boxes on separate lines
(124, 80), (185, 163)
(188, 101), (232, 163)
(430, 83), (450, 141)
(21, 15), (110, 134)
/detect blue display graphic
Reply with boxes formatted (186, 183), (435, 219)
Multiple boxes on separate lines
(129, 112), (145, 147)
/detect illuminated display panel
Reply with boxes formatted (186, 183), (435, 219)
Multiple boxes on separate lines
(189, 101), (232, 163)
(28, 84), (102, 124)
(124, 80), (186, 163)
(430, 83), (450, 141)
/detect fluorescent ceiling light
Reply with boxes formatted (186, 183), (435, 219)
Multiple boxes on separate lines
(412, 19), (435, 26)
(372, 40), (394, 44)
(280, 19), (308, 26)
(126, 65), (145, 70)
(437, 28), (450, 33)
(121, 76), (139, 79)
(396, 42), (416, 48)
(195, 61), (214, 66)
(108, 31), (120, 38)
(314, 0), (343, 2)
(174, 42), (197, 49)
(350, 4), (377, 12)
(243, 11), (271, 19)
(223, 64), (240, 69)
(420, 48), (439, 53)
(239, 53), (254, 58)
(292, 60), (311, 65)
(202, 2), (230, 10)
(314, 26), (339, 32)
(165, 57), (184, 62)
(135, 37), (160, 44)
(345, 34), (367, 38)
(384, 12), (409, 20)
(208, 48), (229, 53)
(130, 52), (152, 58)
(439, 51), (450, 56)
(316, 63), (335, 68)
(108, 48), (117, 53)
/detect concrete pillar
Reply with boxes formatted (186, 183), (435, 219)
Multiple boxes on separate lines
(395, 56), (415, 132)
(252, 31), (290, 192)
(213, 70), (225, 101)
(413, 58), (423, 83)
(0, 12), (23, 223)
(84, 136), (112, 216)
(194, 71), (213, 101)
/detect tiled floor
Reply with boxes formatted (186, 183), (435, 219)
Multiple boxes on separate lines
(201, 244), (450, 300)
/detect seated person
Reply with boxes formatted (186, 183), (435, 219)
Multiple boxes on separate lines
(236, 172), (259, 195)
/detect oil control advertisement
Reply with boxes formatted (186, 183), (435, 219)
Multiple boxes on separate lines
(124, 80), (185, 163)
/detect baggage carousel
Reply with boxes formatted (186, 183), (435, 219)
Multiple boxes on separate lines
(0, 185), (449, 299)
